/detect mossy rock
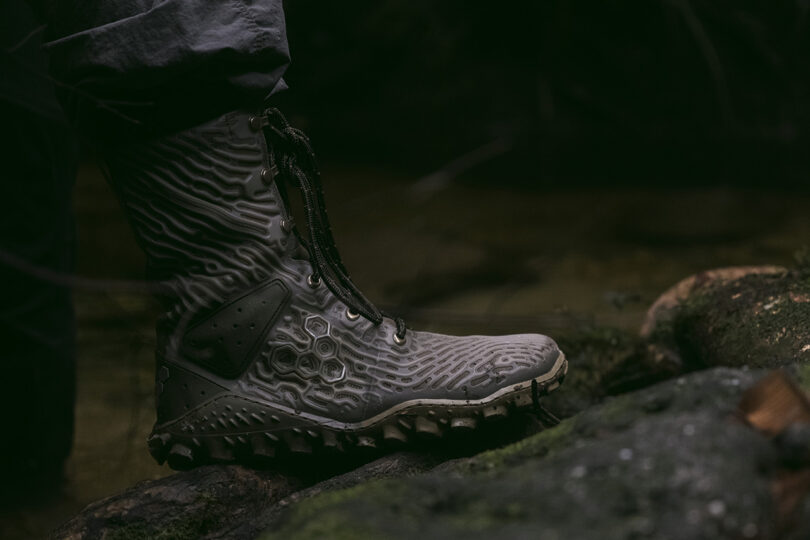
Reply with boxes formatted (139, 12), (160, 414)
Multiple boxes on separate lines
(261, 368), (787, 540)
(54, 452), (441, 539)
(54, 466), (299, 539)
(544, 327), (640, 417)
(669, 272), (810, 370)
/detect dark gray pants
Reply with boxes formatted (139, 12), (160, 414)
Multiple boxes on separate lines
(0, 0), (291, 484)
(40, 0), (290, 138)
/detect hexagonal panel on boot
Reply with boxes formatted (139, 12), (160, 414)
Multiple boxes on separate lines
(304, 315), (330, 338)
(321, 358), (347, 383)
(314, 336), (338, 358)
(296, 353), (321, 379)
(270, 345), (298, 374)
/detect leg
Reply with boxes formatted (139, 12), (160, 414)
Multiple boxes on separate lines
(38, 0), (290, 138)
(0, 0), (78, 492)
(39, 0), (567, 468)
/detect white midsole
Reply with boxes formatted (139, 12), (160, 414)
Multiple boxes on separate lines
(162, 351), (568, 433)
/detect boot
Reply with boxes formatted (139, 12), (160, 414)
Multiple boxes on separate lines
(104, 108), (567, 469)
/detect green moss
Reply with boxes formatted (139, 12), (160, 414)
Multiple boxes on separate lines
(450, 419), (576, 475)
(557, 327), (637, 391)
(260, 480), (400, 540)
(262, 421), (581, 539)
(793, 363), (810, 392)
(445, 499), (528, 533)
(672, 273), (810, 370)
(262, 368), (773, 540)
(595, 393), (636, 422)
(106, 516), (214, 540)
(106, 523), (152, 540)
(545, 326), (645, 416)
(261, 513), (379, 540)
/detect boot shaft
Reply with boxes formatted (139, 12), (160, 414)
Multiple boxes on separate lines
(105, 111), (312, 384)
(105, 112), (291, 317)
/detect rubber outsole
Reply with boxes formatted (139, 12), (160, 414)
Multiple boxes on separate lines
(148, 353), (568, 470)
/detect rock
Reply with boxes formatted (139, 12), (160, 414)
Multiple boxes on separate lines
(259, 368), (791, 540)
(539, 270), (801, 418)
(54, 452), (441, 539)
(246, 451), (442, 536)
(56, 268), (810, 539)
(543, 323), (692, 420)
(54, 466), (300, 540)
(657, 270), (810, 370)
(785, 485), (810, 540)
(542, 327), (648, 417)
(640, 266), (787, 338)
(60, 368), (810, 539)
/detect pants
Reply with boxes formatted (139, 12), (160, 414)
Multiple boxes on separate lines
(38, 0), (290, 139)
(0, 0), (291, 480)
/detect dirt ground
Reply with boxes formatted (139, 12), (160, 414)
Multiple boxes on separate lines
(1, 159), (808, 539)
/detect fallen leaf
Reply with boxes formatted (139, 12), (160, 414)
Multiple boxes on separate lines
(738, 371), (810, 437)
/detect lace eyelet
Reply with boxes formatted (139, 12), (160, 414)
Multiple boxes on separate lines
(307, 274), (321, 288)
(260, 168), (272, 182)
(248, 115), (263, 131)
(346, 308), (360, 321)
(393, 333), (406, 345)
(280, 218), (293, 233)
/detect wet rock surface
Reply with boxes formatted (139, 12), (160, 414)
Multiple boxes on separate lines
(54, 452), (446, 539)
(54, 466), (299, 540)
(53, 269), (810, 539)
(261, 368), (792, 540)
(645, 269), (810, 371)
(541, 326), (642, 418)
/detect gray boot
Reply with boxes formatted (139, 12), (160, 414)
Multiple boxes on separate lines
(105, 109), (567, 469)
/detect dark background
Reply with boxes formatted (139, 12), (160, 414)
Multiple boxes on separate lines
(280, 0), (810, 187)
(4, 2), (810, 538)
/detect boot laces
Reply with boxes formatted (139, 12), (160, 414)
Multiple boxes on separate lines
(259, 108), (407, 341)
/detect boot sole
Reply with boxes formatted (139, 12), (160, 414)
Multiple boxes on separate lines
(148, 351), (568, 470)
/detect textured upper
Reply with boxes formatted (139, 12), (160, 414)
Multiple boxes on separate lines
(105, 111), (288, 321)
(243, 278), (560, 422)
(105, 110), (561, 426)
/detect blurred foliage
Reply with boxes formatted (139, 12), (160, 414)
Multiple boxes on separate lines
(282, 0), (810, 186)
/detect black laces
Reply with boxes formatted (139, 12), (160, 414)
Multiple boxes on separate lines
(258, 108), (407, 341)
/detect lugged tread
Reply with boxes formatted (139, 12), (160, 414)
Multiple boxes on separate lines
(149, 355), (567, 470)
